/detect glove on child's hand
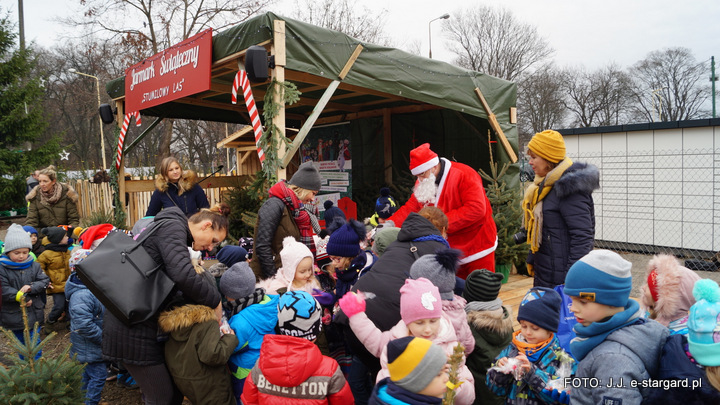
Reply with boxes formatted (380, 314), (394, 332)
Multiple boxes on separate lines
(338, 291), (366, 318)
(542, 387), (569, 404)
(312, 289), (336, 307)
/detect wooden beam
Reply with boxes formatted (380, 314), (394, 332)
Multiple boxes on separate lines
(314, 103), (443, 125)
(125, 175), (249, 192)
(383, 108), (392, 185)
(272, 19), (287, 180)
(338, 44), (364, 80)
(474, 87), (518, 163)
(124, 116), (164, 155)
(217, 126), (253, 149)
(211, 40), (272, 68)
(284, 70), (415, 103)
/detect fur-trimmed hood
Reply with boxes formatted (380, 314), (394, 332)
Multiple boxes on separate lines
(467, 305), (514, 335)
(553, 161), (600, 199)
(158, 304), (216, 338)
(25, 182), (79, 203)
(155, 169), (199, 196)
(641, 254), (700, 327)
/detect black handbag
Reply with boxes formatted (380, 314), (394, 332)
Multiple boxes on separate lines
(76, 219), (175, 326)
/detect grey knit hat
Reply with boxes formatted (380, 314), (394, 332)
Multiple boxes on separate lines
(409, 248), (461, 300)
(219, 262), (257, 300)
(4, 224), (32, 252)
(288, 161), (322, 191)
(463, 269), (505, 302)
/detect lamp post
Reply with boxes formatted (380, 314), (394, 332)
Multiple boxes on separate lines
(428, 13), (450, 59)
(68, 68), (107, 171)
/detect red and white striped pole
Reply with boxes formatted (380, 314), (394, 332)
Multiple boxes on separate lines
(232, 70), (265, 165)
(115, 111), (141, 170)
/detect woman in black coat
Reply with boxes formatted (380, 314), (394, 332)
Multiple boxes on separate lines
(145, 157), (210, 217)
(522, 130), (600, 288)
(102, 206), (227, 405)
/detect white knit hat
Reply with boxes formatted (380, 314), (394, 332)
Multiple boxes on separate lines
(279, 237), (313, 284)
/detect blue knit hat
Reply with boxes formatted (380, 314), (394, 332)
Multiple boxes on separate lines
(322, 200), (346, 227)
(216, 245), (248, 267)
(517, 287), (562, 332)
(22, 225), (38, 236)
(688, 279), (720, 366)
(564, 249), (632, 307)
(375, 187), (397, 219)
(326, 219), (365, 258)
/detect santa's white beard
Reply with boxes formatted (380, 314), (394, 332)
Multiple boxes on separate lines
(414, 173), (438, 205)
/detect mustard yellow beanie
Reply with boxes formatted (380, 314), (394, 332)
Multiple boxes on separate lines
(528, 130), (566, 163)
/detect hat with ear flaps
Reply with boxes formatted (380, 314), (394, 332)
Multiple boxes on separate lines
(642, 254), (701, 327)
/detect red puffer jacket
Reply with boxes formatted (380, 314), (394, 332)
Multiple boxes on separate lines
(241, 335), (354, 405)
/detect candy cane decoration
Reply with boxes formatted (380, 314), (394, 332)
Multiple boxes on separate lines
(232, 70), (265, 164)
(115, 111), (141, 169)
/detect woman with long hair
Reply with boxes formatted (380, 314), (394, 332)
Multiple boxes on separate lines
(25, 165), (79, 228)
(146, 157), (210, 217)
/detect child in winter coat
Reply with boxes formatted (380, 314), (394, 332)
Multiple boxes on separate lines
(643, 278), (720, 404)
(241, 290), (354, 404)
(23, 225), (44, 259)
(0, 224), (50, 357)
(258, 236), (321, 295)
(408, 248), (475, 356)
(565, 250), (669, 405)
(65, 248), (107, 405)
(369, 336), (450, 404)
(326, 219), (376, 300)
(487, 287), (576, 405)
(641, 253), (700, 334)
(220, 261), (280, 402)
(37, 226), (72, 325)
(339, 277), (476, 404)
(463, 269), (514, 405)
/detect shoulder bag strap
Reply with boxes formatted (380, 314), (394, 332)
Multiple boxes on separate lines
(128, 218), (172, 253)
(409, 242), (420, 260)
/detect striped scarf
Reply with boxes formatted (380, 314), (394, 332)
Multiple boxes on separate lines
(268, 181), (316, 259)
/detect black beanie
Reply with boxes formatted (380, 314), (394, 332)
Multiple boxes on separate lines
(463, 269), (504, 302)
(42, 226), (68, 245)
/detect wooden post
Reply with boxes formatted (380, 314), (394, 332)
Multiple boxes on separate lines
(383, 108), (392, 185)
(474, 87), (518, 163)
(272, 20), (287, 180)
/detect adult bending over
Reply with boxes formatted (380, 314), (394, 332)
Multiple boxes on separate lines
(25, 165), (79, 228)
(145, 157), (209, 217)
(102, 206), (226, 405)
(249, 161), (322, 280)
(522, 130), (599, 288)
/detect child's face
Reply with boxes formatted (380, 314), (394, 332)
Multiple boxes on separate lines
(417, 364), (450, 398)
(7, 248), (30, 263)
(330, 255), (351, 270)
(294, 257), (314, 284)
(60, 235), (69, 245)
(570, 296), (619, 326)
(29, 233), (38, 245)
(519, 320), (553, 344)
(407, 317), (441, 340)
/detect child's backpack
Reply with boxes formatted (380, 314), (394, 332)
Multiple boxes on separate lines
(554, 284), (577, 359)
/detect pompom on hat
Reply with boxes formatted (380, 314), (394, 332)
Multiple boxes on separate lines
(400, 278), (443, 325)
(463, 269), (505, 303)
(409, 143), (440, 176)
(288, 161), (322, 191)
(409, 248), (462, 300)
(528, 130), (566, 164)
(564, 249), (633, 307)
(387, 336), (448, 394)
(517, 287), (562, 333)
(3, 224), (32, 252)
(322, 200), (346, 228)
(277, 290), (322, 341)
(688, 279), (720, 366)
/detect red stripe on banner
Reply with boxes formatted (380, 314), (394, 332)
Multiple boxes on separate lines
(232, 70), (265, 164)
(115, 112), (141, 170)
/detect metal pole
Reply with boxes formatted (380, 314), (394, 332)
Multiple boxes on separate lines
(428, 14), (450, 59)
(712, 56), (717, 118)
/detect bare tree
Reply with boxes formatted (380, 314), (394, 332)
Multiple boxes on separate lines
(517, 65), (567, 146)
(290, 0), (391, 46)
(443, 5), (553, 81)
(563, 64), (633, 127)
(627, 47), (710, 122)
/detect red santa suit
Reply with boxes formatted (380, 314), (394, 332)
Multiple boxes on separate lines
(389, 145), (497, 279)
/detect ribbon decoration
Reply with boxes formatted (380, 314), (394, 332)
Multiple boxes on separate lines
(231, 70), (265, 165)
(115, 111), (141, 170)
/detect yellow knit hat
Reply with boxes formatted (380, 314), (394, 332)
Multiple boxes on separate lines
(528, 130), (566, 163)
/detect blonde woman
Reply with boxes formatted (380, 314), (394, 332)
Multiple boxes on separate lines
(146, 157), (209, 217)
(25, 165), (79, 228)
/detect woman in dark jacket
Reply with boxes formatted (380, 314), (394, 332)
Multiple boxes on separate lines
(335, 209), (450, 405)
(522, 130), (600, 288)
(25, 165), (79, 228)
(249, 161), (322, 281)
(145, 157), (210, 217)
(102, 206), (227, 405)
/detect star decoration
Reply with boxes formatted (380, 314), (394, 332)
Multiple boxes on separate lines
(60, 150), (70, 160)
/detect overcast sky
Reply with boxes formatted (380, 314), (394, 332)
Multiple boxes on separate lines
(9, 0), (720, 71)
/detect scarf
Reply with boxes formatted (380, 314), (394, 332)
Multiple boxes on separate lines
(521, 158), (573, 275)
(668, 315), (689, 336)
(465, 298), (503, 313)
(512, 329), (555, 362)
(40, 182), (63, 206)
(0, 255), (34, 270)
(223, 288), (266, 316)
(412, 234), (450, 248)
(570, 299), (642, 361)
(268, 181), (316, 258)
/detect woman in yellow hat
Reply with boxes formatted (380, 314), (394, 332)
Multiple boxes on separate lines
(521, 130), (600, 288)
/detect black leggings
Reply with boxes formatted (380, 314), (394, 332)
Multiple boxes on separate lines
(123, 363), (184, 405)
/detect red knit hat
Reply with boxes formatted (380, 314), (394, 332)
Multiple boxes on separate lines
(409, 143), (439, 176)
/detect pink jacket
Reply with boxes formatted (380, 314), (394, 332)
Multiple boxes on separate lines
(349, 312), (476, 405)
(443, 295), (475, 356)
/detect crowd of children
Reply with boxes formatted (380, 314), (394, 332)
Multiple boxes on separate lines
(5, 185), (720, 405)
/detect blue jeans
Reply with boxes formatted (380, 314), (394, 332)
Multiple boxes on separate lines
(348, 356), (374, 405)
(12, 329), (42, 360)
(82, 361), (107, 405)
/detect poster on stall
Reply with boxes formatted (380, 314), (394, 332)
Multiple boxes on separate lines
(299, 122), (351, 220)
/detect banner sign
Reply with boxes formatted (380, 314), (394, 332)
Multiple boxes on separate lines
(125, 29), (213, 112)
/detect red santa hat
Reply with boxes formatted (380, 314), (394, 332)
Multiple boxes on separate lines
(409, 143), (439, 176)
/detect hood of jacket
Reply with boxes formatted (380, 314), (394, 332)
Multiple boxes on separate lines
(154, 170), (198, 195)
(153, 207), (192, 243)
(605, 318), (668, 376)
(158, 304), (216, 341)
(641, 254), (700, 327)
(237, 294), (280, 333)
(258, 334), (324, 387)
(26, 182), (79, 203)
(467, 305), (514, 343)
(395, 212), (443, 242)
(64, 274), (87, 300)
(553, 162), (600, 199)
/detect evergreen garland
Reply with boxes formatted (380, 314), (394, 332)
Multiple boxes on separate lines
(109, 124), (127, 228)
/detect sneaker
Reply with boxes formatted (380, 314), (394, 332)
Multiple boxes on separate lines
(116, 373), (139, 389)
(106, 364), (119, 382)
